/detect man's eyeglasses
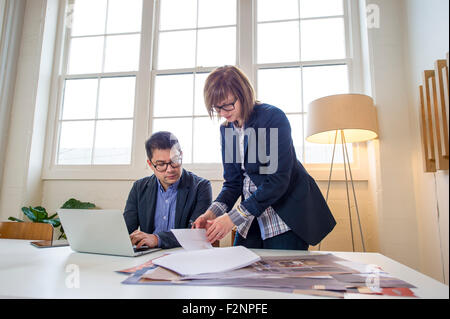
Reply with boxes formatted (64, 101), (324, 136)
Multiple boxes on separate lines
(212, 99), (237, 113)
(150, 157), (182, 172)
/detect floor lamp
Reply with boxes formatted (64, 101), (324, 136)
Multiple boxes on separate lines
(306, 94), (379, 252)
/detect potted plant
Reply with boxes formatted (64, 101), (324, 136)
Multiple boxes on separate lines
(9, 198), (96, 240)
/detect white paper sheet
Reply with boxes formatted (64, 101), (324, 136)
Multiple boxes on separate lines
(170, 229), (213, 250)
(153, 246), (261, 276)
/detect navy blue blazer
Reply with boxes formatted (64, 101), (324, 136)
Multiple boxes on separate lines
(215, 103), (336, 246)
(123, 169), (212, 249)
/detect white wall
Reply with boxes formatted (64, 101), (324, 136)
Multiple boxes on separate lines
(0, 0), (59, 222)
(362, 0), (449, 284)
(0, 0), (26, 197)
(403, 0), (449, 284)
(364, 0), (421, 271)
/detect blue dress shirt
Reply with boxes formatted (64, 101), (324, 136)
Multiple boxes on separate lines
(124, 169), (213, 249)
(153, 178), (180, 247)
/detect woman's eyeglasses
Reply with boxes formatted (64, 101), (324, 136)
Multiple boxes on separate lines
(212, 99), (237, 113)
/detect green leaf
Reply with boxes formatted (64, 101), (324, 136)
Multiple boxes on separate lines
(30, 206), (48, 221)
(58, 225), (66, 240)
(61, 198), (96, 209)
(8, 217), (24, 222)
(58, 232), (67, 240)
(41, 219), (60, 228)
(21, 207), (37, 222)
(51, 218), (61, 228)
(48, 213), (58, 220)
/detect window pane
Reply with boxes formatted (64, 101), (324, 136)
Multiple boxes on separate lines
(300, 0), (344, 18)
(257, 67), (302, 113)
(62, 79), (98, 120)
(158, 30), (196, 69)
(70, 0), (107, 36)
(197, 27), (236, 67)
(198, 0), (236, 27)
(159, 0), (197, 31)
(93, 120), (133, 164)
(257, 21), (299, 64)
(104, 34), (140, 72)
(194, 73), (209, 116)
(152, 118), (193, 164)
(193, 117), (221, 163)
(302, 65), (348, 110)
(286, 114), (304, 161)
(98, 77), (136, 118)
(106, 0), (143, 34)
(68, 36), (104, 74)
(257, 0), (298, 22)
(153, 74), (194, 117)
(300, 18), (346, 61)
(58, 121), (94, 165)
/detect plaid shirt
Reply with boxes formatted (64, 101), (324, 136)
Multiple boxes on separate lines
(208, 175), (291, 240)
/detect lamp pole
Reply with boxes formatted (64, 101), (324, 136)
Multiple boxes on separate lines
(341, 130), (366, 252)
(319, 130), (366, 252)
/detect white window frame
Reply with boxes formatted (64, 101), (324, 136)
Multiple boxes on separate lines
(43, 0), (154, 181)
(42, 0), (368, 182)
(147, 0), (238, 179)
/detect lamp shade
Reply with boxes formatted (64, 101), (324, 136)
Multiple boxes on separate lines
(306, 94), (379, 144)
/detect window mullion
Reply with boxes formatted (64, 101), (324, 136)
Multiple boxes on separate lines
(62, 1), (73, 77)
(89, 0), (110, 165)
(101, 0), (109, 73)
(297, 0), (306, 162)
(191, 0), (200, 164)
(90, 78), (101, 165)
(238, 0), (254, 83)
(159, 24), (236, 33)
(135, 0), (155, 166)
(71, 31), (141, 39)
(152, 67), (215, 76)
(65, 71), (138, 79)
(148, 0), (161, 139)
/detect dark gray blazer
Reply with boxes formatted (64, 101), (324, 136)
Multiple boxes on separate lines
(216, 104), (336, 246)
(123, 169), (212, 249)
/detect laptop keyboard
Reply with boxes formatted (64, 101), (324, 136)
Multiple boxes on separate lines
(133, 245), (151, 252)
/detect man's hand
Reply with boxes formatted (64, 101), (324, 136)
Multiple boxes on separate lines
(192, 210), (216, 230)
(205, 213), (235, 243)
(130, 230), (158, 248)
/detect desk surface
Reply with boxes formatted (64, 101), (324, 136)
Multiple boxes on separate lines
(0, 239), (448, 299)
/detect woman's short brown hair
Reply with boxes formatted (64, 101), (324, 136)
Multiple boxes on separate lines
(204, 65), (258, 124)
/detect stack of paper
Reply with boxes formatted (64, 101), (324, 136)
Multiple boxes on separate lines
(151, 229), (260, 276)
(153, 245), (261, 276)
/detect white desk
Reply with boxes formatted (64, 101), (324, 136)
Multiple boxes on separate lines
(0, 239), (447, 299)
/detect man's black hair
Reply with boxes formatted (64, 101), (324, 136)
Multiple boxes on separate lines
(145, 131), (181, 160)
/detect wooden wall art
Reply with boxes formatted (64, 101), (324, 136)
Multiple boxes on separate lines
(419, 53), (449, 172)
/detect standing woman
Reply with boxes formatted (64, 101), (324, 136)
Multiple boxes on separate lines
(193, 65), (336, 250)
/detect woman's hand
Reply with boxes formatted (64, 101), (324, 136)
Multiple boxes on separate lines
(192, 210), (216, 229)
(205, 213), (235, 243)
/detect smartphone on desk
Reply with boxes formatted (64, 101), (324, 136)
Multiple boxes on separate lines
(30, 239), (69, 248)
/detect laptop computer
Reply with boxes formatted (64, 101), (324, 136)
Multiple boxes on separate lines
(57, 209), (160, 257)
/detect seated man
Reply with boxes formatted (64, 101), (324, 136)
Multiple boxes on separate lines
(124, 131), (212, 249)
